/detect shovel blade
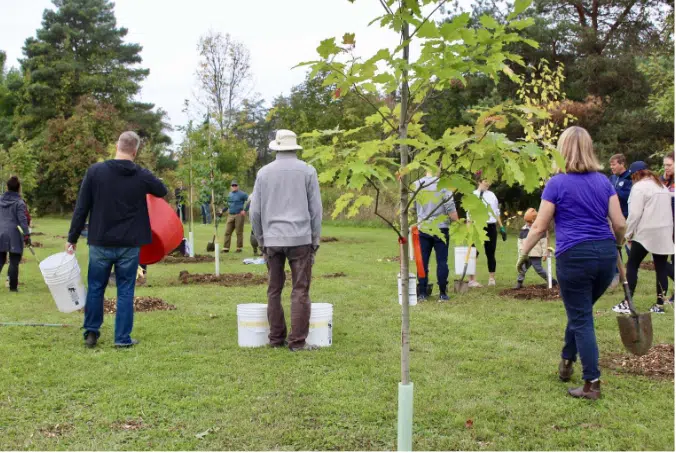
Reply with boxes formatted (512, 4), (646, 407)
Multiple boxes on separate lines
(453, 280), (469, 294)
(617, 312), (653, 356)
(206, 242), (215, 252)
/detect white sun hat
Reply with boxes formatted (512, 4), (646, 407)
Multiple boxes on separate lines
(269, 129), (303, 151)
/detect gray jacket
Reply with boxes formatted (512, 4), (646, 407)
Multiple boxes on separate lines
(250, 152), (322, 248)
(0, 192), (29, 254)
(414, 176), (456, 229)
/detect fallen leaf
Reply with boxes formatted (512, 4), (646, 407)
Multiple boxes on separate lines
(196, 427), (220, 439)
(465, 419), (474, 429)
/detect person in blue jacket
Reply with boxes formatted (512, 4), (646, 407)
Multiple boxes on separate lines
(222, 180), (249, 253)
(609, 154), (632, 218)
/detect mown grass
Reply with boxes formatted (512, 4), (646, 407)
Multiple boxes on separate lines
(0, 218), (673, 450)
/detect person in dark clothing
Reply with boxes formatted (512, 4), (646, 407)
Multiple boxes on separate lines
(608, 153), (632, 287)
(67, 131), (168, 349)
(175, 183), (186, 223)
(0, 176), (30, 293)
(609, 154), (632, 218)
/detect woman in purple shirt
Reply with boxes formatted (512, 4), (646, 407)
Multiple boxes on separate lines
(518, 127), (626, 400)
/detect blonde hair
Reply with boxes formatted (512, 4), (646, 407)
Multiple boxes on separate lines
(557, 126), (602, 173)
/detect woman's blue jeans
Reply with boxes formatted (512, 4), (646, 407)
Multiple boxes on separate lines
(83, 246), (140, 345)
(557, 240), (616, 381)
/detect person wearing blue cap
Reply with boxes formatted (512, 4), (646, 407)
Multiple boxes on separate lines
(612, 161), (674, 315)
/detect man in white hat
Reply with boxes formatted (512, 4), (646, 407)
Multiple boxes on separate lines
(250, 129), (323, 351)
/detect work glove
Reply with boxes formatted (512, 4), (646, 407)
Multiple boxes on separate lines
(544, 246), (555, 262)
(516, 254), (529, 273)
(24, 235), (31, 247)
(499, 226), (507, 241)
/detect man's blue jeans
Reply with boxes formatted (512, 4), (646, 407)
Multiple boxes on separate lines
(83, 246), (140, 345)
(557, 240), (616, 381)
(201, 203), (212, 224)
(417, 228), (450, 296)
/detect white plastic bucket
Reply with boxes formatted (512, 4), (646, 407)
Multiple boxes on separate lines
(398, 273), (417, 306)
(237, 303), (269, 347)
(454, 247), (477, 276)
(39, 252), (86, 313)
(307, 303), (333, 347)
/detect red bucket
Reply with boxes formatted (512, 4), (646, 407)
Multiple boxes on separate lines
(139, 195), (184, 265)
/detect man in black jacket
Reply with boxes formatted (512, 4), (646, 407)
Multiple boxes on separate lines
(67, 131), (167, 348)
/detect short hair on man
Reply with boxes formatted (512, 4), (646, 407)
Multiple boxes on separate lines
(610, 154), (626, 166)
(6, 176), (20, 192)
(117, 131), (141, 154)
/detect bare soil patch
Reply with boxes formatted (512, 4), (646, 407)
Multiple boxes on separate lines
(499, 284), (560, 301)
(111, 418), (146, 431)
(103, 296), (175, 314)
(179, 271), (268, 287)
(321, 236), (339, 243)
(31, 232), (45, 236)
(161, 254), (214, 264)
(600, 344), (674, 380)
(38, 423), (72, 438)
(31, 241), (43, 248)
(640, 261), (655, 271)
(323, 272), (347, 278)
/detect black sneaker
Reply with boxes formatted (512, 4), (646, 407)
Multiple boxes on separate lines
(649, 304), (666, 314)
(114, 339), (139, 348)
(438, 293), (449, 302)
(268, 340), (288, 348)
(612, 301), (630, 314)
(85, 332), (97, 348)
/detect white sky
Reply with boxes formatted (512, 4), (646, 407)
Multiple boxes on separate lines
(1, 0), (469, 146)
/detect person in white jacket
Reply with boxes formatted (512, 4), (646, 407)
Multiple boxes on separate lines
(613, 161), (674, 314)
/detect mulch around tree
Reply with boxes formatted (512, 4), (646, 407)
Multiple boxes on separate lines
(31, 232), (45, 236)
(31, 242), (43, 248)
(103, 296), (175, 314)
(179, 271), (268, 287)
(600, 344), (674, 380)
(499, 284), (560, 301)
(321, 236), (339, 243)
(161, 254), (214, 264)
(640, 261), (655, 271)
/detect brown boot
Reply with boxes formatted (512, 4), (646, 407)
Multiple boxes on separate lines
(558, 359), (574, 382)
(568, 380), (601, 400)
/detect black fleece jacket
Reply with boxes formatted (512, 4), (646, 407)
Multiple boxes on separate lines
(68, 159), (168, 247)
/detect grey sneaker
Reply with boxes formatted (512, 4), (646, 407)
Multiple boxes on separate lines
(612, 301), (630, 314)
(114, 339), (139, 348)
(649, 304), (666, 314)
(290, 343), (320, 352)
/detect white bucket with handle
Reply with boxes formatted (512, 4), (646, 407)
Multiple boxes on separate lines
(39, 252), (86, 313)
(306, 303), (333, 347)
(454, 246), (477, 275)
(237, 304), (269, 347)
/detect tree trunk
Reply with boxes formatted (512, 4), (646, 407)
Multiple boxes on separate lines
(399, 12), (411, 387)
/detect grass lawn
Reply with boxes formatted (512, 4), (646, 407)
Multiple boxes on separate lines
(0, 218), (673, 450)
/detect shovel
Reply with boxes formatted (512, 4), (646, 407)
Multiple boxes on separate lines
(616, 253), (653, 356)
(17, 226), (40, 268)
(206, 235), (215, 252)
(454, 245), (473, 294)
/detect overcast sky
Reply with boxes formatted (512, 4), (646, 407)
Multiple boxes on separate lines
(1, 0), (469, 146)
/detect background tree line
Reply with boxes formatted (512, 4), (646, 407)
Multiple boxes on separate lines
(0, 0), (673, 217)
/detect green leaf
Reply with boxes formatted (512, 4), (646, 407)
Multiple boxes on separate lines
(332, 192), (355, 218)
(479, 15), (499, 30)
(437, 174), (475, 195)
(522, 38), (539, 48)
(347, 195), (373, 218)
(342, 33), (356, 46)
(509, 17), (535, 30)
(317, 38), (341, 59)
(416, 20), (439, 38)
(513, 0), (531, 16)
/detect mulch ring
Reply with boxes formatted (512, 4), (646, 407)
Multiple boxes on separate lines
(31, 241), (43, 248)
(31, 232), (45, 236)
(103, 296), (175, 314)
(499, 284), (560, 301)
(161, 254), (214, 264)
(321, 236), (339, 243)
(640, 261), (655, 271)
(600, 344), (674, 380)
(179, 271), (268, 287)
